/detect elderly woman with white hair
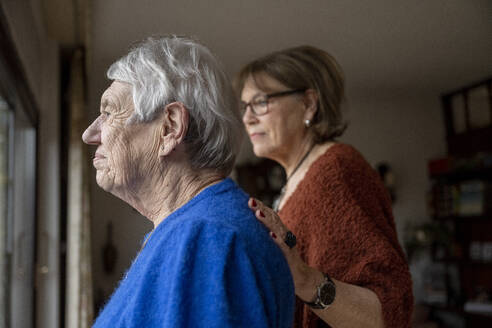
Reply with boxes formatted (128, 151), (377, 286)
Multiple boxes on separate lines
(82, 36), (295, 328)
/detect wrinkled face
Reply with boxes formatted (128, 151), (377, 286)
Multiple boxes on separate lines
(82, 81), (160, 195)
(241, 74), (307, 160)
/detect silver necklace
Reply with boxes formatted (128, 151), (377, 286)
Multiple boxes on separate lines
(273, 145), (315, 212)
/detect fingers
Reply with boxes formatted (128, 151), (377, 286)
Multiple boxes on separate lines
(248, 198), (302, 272)
(248, 197), (257, 209)
(249, 197), (289, 243)
(249, 197), (274, 230)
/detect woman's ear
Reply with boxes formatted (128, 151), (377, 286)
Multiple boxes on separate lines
(158, 102), (189, 157)
(303, 89), (318, 121)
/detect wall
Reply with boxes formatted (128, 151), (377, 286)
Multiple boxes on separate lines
(1, 0), (61, 326)
(342, 90), (446, 237)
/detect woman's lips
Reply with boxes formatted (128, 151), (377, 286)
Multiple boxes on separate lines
(93, 153), (106, 169)
(94, 153), (105, 161)
(249, 132), (265, 139)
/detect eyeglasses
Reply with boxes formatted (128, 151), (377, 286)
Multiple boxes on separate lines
(240, 88), (307, 116)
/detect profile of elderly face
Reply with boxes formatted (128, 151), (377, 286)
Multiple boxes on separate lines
(82, 36), (243, 226)
(83, 81), (158, 194)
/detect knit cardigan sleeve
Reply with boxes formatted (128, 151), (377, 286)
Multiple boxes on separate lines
(279, 144), (413, 328)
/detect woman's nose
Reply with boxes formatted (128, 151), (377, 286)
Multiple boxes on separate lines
(242, 106), (258, 126)
(82, 118), (101, 145)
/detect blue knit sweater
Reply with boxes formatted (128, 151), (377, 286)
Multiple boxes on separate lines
(92, 178), (295, 327)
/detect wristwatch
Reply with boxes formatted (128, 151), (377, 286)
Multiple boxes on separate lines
(304, 273), (336, 309)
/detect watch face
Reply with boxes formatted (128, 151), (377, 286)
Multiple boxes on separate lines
(319, 281), (336, 306)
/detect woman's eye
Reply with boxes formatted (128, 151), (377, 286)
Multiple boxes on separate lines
(255, 99), (268, 107)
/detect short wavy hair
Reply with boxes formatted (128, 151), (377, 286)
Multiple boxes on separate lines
(107, 36), (243, 175)
(235, 45), (347, 142)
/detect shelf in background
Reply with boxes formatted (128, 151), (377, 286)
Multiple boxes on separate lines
(426, 303), (464, 314)
(432, 78), (492, 327)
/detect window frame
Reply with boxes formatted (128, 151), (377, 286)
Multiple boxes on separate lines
(0, 4), (40, 328)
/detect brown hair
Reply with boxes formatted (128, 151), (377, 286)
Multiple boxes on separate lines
(234, 45), (347, 142)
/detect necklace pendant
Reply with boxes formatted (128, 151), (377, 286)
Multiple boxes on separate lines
(273, 187), (286, 212)
(272, 198), (280, 212)
(273, 194), (283, 212)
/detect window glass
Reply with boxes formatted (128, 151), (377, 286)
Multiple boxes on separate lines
(0, 96), (11, 328)
(0, 95), (36, 328)
(10, 102), (36, 328)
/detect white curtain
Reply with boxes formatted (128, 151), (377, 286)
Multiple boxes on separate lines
(66, 49), (94, 328)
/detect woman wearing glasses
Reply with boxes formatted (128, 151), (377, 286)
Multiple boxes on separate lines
(235, 46), (413, 328)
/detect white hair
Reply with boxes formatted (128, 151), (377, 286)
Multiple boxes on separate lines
(107, 36), (243, 175)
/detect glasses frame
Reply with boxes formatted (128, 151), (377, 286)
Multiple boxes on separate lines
(241, 88), (307, 116)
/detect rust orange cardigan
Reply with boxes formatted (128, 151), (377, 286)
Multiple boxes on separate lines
(279, 144), (413, 328)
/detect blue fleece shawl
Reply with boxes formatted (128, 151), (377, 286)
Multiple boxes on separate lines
(92, 178), (295, 328)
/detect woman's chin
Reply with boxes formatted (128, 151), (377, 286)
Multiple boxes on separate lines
(252, 143), (274, 159)
(96, 170), (114, 192)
